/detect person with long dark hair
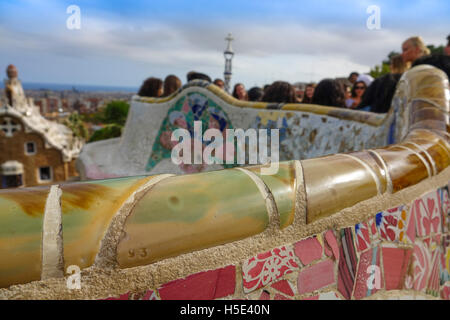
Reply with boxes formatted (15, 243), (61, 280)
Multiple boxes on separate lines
(261, 81), (297, 103)
(346, 81), (366, 109)
(311, 79), (346, 108)
(359, 55), (406, 113)
(162, 75), (182, 97)
(138, 77), (163, 97)
(247, 87), (264, 101)
(301, 83), (316, 104)
(232, 83), (248, 101)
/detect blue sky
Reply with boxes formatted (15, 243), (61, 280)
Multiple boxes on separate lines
(0, 0), (449, 89)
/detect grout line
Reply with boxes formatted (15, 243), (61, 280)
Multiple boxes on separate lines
(368, 150), (394, 194)
(294, 160), (307, 226)
(341, 153), (383, 195)
(236, 167), (280, 232)
(404, 141), (437, 176)
(94, 174), (175, 269)
(41, 184), (64, 280)
(397, 145), (432, 178)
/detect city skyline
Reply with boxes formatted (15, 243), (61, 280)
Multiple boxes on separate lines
(0, 0), (449, 89)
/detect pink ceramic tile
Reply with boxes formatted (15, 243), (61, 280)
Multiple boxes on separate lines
(433, 234), (441, 248)
(242, 245), (299, 293)
(423, 237), (432, 248)
(368, 217), (378, 241)
(381, 246), (412, 290)
(404, 274), (413, 290)
(103, 292), (130, 300)
(337, 228), (358, 300)
(294, 236), (323, 265)
(297, 259), (335, 295)
(405, 205), (416, 244)
(158, 265), (235, 300)
(354, 221), (371, 252)
(441, 283), (450, 300)
(427, 249), (440, 297)
(323, 230), (339, 260)
(302, 295), (319, 300)
(353, 246), (382, 300)
(413, 190), (441, 237)
(274, 293), (291, 300)
(270, 279), (295, 296)
(412, 241), (432, 292)
(259, 290), (270, 300)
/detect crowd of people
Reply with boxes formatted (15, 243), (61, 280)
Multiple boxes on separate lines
(138, 35), (450, 114)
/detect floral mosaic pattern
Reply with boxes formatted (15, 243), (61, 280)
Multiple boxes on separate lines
(242, 245), (299, 293)
(375, 205), (410, 242)
(354, 221), (371, 252)
(368, 216), (379, 242)
(146, 93), (235, 173)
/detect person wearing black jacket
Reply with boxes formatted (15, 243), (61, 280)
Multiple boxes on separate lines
(359, 55), (406, 113)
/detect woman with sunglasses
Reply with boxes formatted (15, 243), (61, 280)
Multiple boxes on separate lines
(345, 81), (366, 109)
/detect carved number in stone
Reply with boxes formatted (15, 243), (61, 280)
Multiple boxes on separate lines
(128, 248), (149, 259)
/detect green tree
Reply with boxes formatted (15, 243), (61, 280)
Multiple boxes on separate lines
(427, 44), (444, 55)
(64, 111), (89, 140)
(102, 100), (130, 126)
(88, 123), (123, 142)
(369, 51), (399, 78)
(82, 100), (130, 143)
(369, 63), (391, 79)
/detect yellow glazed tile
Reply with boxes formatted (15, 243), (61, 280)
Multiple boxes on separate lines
(371, 146), (429, 192)
(0, 186), (50, 288)
(60, 175), (155, 270)
(403, 137), (450, 174)
(302, 154), (379, 223)
(245, 161), (297, 229)
(346, 151), (388, 194)
(410, 119), (448, 132)
(412, 106), (448, 124)
(117, 169), (269, 268)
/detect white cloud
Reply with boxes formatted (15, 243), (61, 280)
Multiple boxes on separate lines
(1, 2), (448, 87)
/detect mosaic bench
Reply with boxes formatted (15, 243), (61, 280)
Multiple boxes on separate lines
(0, 65), (449, 300)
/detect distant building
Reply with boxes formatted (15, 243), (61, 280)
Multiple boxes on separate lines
(0, 65), (83, 188)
